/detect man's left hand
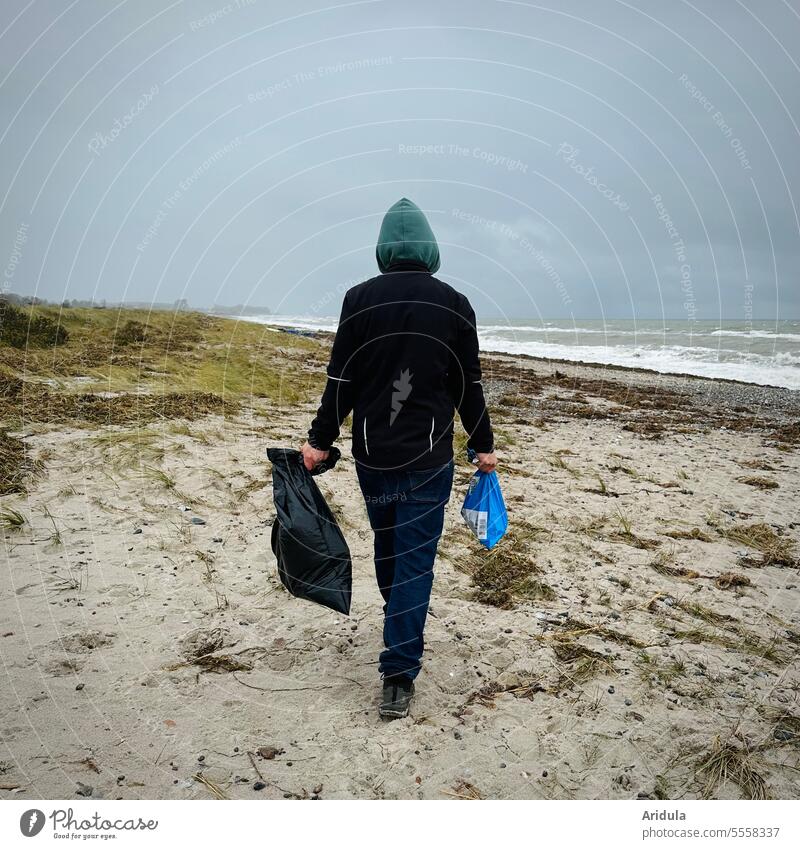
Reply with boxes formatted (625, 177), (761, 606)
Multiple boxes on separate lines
(301, 440), (330, 471)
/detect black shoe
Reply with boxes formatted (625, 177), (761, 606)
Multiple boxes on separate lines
(380, 675), (415, 719)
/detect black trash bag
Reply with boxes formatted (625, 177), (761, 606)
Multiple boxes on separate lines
(268, 447), (352, 615)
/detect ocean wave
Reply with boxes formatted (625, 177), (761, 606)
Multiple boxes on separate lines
(710, 329), (800, 341)
(476, 337), (800, 389)
(241, 314), (800, 389)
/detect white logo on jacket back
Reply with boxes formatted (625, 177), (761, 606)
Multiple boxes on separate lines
(390, 368), (413, 425)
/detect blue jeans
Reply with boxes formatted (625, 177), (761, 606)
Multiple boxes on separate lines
(356, 460), (455, 680)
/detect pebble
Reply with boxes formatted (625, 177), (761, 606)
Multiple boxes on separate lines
(773, 728), (794, 742)
(197, 755), (205, 762)
(212, 537), (223, 543)
(75, 782), (93, 797)
(253, 781), (266, 791)
(75, 683), (84, 691)
(133, 528), (142, 535)
(542, 770), (548, 777)
(624, 698), (632, 706)
(453, 730), (462, 740)
(608, 685), (615, 694)
(191, 517), (206, 525)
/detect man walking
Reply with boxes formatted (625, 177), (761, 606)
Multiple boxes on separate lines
(302, 198), (496, 718)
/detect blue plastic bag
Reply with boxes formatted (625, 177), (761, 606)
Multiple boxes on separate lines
(461, 469), (508, 549)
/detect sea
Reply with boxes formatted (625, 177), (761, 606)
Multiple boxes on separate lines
(239, 315), (800, 391)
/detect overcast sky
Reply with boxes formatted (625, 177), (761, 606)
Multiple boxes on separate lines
(1, 0), (799, 320)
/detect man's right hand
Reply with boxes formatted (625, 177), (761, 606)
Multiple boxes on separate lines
(301, 440), (330, 472)
(476, 450), (498, 473)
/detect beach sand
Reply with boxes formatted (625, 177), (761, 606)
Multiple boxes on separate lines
(1, 320), (799, 800)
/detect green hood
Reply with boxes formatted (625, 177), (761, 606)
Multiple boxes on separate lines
(376, 197), (440, 274)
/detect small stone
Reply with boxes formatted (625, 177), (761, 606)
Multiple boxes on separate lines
(75, 782), (93, 797)
(453, 730), (462, 740)
(75, 683), (85, 691)
(117, 775), (125, 783)
(133, 528), (142, 535)
(253, 781), (266, 791)
(624, 698), (632, 706)
(608, 685), (615, 694)
(773, 728), (794, 742)
(542, 770), (548, 777)
(499, 762), (506, 768)
(212, 537), (223, 543)
(191, 517), (206, 525)
(197, 755), (205, 762)
(233, 747), (239, 753)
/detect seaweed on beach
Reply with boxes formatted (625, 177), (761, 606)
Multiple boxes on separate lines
(0, 383), (234, 428)
(711, 520), (797, 568)
(737, 476), (779, 489)
(465, 526), (553, 608)
(0, 429), (41, 494)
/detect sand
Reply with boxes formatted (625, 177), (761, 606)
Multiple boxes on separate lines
(1, 347), (799, 800)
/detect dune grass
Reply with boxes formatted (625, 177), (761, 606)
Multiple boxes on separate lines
(1, 306), (327, 430)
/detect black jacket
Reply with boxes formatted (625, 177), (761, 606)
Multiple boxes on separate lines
(308, 262), (494, 471)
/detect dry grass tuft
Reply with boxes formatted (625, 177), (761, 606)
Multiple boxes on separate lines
(695, 737), (769, 800)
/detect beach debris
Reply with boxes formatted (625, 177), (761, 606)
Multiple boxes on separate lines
(191, 517), (206, 525)
(711, 520), (797, 567)
(446, 779), (483, 800)
(715, 572), (751, 590)
(75, 782), (93, 797)
(177, 627), (227, 659)
(257, 746), (284, 760)
(663, 527), (713, 542)
(193, 773), (227, 800)
(737, 476), (779, 489)
(0, 782), (21, 791)
(253, 781), (266, 791)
